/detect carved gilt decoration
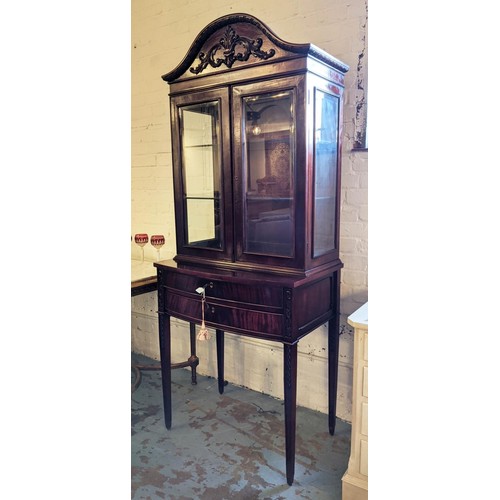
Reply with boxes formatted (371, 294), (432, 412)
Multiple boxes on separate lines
(190, 25), (276, 75)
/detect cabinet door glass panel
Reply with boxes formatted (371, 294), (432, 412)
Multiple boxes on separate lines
(313, 89), (339, 257)
(180, 101), (222, 249)
(242, 90), (295, 257)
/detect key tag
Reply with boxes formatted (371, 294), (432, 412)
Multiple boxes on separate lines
(195, 287), (211, 341)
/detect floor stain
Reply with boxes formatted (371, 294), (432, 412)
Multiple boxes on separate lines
(131, 353), (351, 499)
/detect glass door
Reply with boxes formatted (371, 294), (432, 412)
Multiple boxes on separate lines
(180, 101), (222, 248)
(232, 76), (305, 269)
(171, 88), (233, 262)
(243, 90), (295, 257)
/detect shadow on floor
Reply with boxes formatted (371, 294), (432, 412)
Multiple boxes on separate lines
(132, 353), (351, 499)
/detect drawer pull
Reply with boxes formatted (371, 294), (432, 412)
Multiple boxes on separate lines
(195, 282), (214, 299)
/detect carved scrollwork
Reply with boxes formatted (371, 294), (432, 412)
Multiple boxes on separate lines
(190, 25), (276, 75)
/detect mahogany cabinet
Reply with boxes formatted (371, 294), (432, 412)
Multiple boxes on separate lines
(154, 13), (348, 485)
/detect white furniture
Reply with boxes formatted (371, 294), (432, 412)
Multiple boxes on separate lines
(342, 302), (368, 500)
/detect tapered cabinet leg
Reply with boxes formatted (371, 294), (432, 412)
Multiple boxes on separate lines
(158, 312), (172, 429)
(216, 329), (225, 394)
(283, 343), (298, 486)
(328, 270), (341, 435)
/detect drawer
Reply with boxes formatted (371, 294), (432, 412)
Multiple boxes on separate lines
(163, 272), (283, 308)
(165, 292), (284, 340)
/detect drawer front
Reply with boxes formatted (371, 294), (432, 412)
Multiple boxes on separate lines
(165, 292), (284, 339)
(163, 272), (283, 308)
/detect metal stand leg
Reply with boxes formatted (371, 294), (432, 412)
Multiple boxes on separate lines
(189, 323), (199, 385)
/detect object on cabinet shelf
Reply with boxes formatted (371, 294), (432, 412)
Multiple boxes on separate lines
(155, 13), (348, 486)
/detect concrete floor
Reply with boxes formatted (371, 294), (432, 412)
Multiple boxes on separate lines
(132, 353), (351, 499)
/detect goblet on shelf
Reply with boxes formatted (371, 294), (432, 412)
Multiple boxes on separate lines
(134, 233), (149, 262)
(151, 234), (165, 261)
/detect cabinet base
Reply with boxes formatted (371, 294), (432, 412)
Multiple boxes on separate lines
(342, 472), (367, 500)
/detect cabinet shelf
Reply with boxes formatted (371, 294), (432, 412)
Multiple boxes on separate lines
(246, 195), (292, 202)
(183, 144), (215, 149)
(184, 196), (219, 200)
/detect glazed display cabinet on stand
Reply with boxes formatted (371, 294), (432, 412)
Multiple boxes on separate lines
(154, 13), (348, 485)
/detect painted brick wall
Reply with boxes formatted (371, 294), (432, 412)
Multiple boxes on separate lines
(131, 0), (368, 422)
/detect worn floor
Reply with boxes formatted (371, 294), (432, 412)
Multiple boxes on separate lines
(131, 353), (351, 499)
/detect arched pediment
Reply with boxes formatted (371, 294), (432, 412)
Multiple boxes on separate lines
(162, 13), (348, 83)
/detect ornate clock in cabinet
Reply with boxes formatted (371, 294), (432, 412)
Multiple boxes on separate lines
(154, 13), (348, 486)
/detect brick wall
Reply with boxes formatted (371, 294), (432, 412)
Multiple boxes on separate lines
(131, 0), (368, 422)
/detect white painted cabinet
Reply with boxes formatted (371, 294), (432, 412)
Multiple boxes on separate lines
(342, 302), (368, 500)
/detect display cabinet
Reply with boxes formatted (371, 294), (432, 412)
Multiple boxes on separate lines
(154, 13), (348, 485)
